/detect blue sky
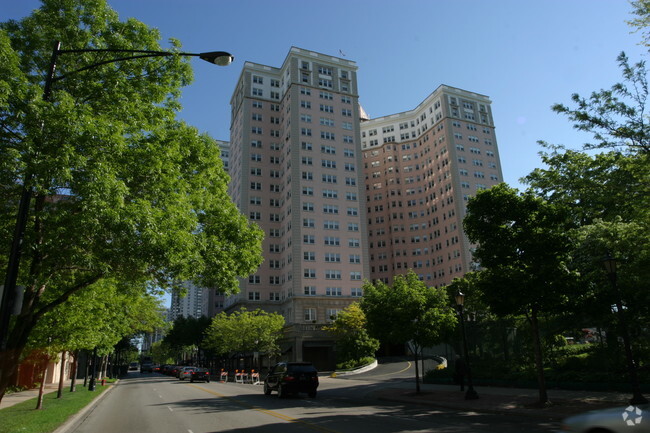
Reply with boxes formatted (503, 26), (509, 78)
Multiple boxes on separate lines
(3, 0), (647, 188)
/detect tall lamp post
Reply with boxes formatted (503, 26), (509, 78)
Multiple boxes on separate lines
(455, 291), (479, 400)
(0, 42), (234, 352)
(602, 253), (648, 405)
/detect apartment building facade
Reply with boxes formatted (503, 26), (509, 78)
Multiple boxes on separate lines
(360, 85), (503, 287)
(225, 47), (369, 369)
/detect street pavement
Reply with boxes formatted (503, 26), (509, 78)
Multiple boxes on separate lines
(0, 374), (634, 426)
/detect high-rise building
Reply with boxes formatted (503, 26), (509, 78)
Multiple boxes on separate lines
(360, 85), (503, 286)
(168, 282), (209, 321)
(225, 47), (369, 368)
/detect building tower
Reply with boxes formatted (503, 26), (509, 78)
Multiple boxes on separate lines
(226, 47), (369, 369)
(360, 85), (503, 287)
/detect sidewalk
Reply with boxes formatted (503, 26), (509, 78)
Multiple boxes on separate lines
(0, 380), (74, 410)
(374, 382), (633, 421)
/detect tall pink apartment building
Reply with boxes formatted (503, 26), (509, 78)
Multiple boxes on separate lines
(361, 85), (503, 287)
(225, 48), (369, 368)
(224, 48), (502, 368)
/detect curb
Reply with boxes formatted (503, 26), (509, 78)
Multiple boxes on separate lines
(330, 360), (379, 377)
(53, 380), (119, 433)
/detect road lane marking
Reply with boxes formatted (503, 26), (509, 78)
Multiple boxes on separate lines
(189, 384), (340, 433)
(168, 406), (173, 412)
(368, 361), (412, 378)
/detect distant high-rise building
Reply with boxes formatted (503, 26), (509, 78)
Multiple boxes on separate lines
(225, 47), (368, 369)
(360, 85), (503, 286)
(168, 282), (208, 321)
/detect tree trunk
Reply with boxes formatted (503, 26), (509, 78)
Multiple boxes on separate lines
(57, 351), (66, 398)
(528, 309), (549, 405)
(70, 351), (78, 392)
(0, 312), (38, 404)
(36, 360), (48, 410)
(413, 346), (421, 394)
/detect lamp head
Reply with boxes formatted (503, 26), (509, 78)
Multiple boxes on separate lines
(455, 291), (465, 307)
(602, 252), (617, 276)
(199, 51), (234, 66)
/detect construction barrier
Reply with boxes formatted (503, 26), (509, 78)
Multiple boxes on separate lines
(250, 370), (261, 385)
(235, 370), (243, 383)
(219, 369), (228, 383)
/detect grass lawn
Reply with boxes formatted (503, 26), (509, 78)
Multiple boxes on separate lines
(0, 382), (113, 433)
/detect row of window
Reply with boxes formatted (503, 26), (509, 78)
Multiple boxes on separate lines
(301, 235), (361, 247)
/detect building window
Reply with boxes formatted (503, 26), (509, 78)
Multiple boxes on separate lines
(325, 287), (342, 296)
(248, 291), (260, 301)
(304, 286), (316, 296)
(304, 308), (316, 321)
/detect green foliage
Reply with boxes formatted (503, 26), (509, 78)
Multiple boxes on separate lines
(163, 315), (211, 350)
(28, 279), (165, 357)
(464, 184), (578, 317)
(150, 340), (175, 365)
(203, 309), (285, 357)
(361, 271), (457, 351)
(324, 303), (379, 364)
(551, 52), (650, 153)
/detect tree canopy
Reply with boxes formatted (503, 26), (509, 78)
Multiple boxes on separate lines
(203, 309), (285, 359)
(324, 303), (379, 367)
(0, 0), (263, 402)
(361, 271), (456, 392)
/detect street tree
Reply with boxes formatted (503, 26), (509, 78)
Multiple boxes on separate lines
(324, 303), (379, 368)
(26, 278), (164, 404)
(0, 0), (263, 402)
(203, 309), (285, 365)
(463, 184), (577, 405)
(361, 271), (457, 394)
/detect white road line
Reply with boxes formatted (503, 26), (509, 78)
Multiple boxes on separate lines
(168, 406), (173, 412)
(188, 430), (194, 433)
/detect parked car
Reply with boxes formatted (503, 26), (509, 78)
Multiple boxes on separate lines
(558, 404), (649, 433)
(128, 362), (139, 371)
(178, 366), (196, 380)
(190, 368), (211, 383)
(263, 362), (318, 398)
(140, 361), (154, 373)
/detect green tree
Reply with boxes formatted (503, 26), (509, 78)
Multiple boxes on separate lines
(0, 0), (263, 402)
(203, 309), (285, 362)
(551, 52), (649, 154)
(361, 271), (457, 394)
(629, 0), (650, 46)
(524, 147), (649, 226)
(463, 184), (577, 405)
(324, 303), (379, 367)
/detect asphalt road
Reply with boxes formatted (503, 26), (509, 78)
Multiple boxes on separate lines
(67, 363), (560, 433)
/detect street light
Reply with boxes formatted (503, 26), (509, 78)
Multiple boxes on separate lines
(0, 41), (234, 351)
(601, 253), (648, 405)
(455, 291), (479, 400)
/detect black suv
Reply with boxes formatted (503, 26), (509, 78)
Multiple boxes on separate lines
(189, 367), (210, 383)
(263, 362), (318, 398)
